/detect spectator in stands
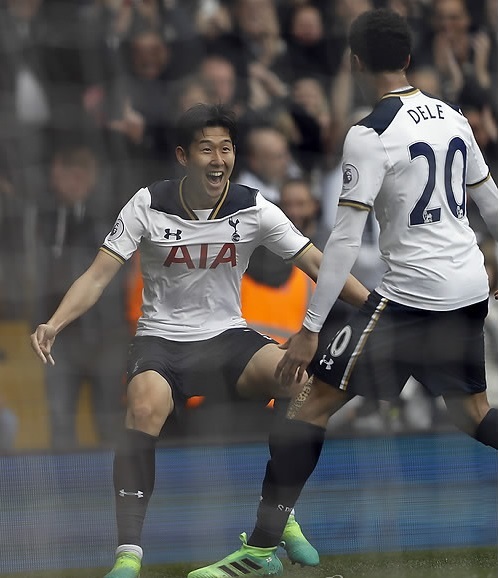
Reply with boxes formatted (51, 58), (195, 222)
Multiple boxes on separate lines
(83, 17), (197, 190)
(230, 0), (289, 76)
(237, 125), (301, 204)
(285, 3), (343, 86)
(431, 0), (492, 103)
(105, 29), (178, 187)
(33, 140), (127, 451)
(279, 178), (330, 251)
(198, 54), (246, 117)
(289, 76), (333, 170)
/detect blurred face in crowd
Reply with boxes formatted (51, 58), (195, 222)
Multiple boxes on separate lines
(246, 128), (290, 186)
(290, 5), (324, 45)
(7, 0), (42, 21)
(279, 180), (318, 232)
(235, 0), (279, 40)
(177, 127), (235, 204)
(51, 149), (97, 205)
(432, 0), (470, 39)
(200, 56), (237, 105)
(292, 77), (327, 119)
(131, 31), (169, 80)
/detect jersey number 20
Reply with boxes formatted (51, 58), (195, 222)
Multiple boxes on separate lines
(409, 137), (466, 226)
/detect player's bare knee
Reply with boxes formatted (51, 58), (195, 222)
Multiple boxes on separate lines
(126, 396), (172, 435)
(126, 372), (174, 433)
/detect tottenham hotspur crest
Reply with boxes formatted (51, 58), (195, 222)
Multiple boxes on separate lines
(229, 217), (240, 242)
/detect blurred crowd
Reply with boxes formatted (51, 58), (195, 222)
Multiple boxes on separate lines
(0, 0), (498, 451)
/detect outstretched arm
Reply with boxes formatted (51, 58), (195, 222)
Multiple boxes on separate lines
(293, 243), (370, 308)
(30, 250), (123, 364)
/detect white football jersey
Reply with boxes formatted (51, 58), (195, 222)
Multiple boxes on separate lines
(102, 179), (311, 340)
(340, 87), (491, 310)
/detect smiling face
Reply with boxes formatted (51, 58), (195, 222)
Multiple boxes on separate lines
(433, 0), (470, 40)
(176, 126), (235, 206)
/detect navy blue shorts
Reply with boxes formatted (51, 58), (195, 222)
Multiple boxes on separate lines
(127, 328), (276, 407)
(311, 292), (488, 400)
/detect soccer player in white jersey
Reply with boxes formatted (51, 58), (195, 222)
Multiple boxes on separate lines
(30, 103), (369, 578)
(192, 9), (498, 577)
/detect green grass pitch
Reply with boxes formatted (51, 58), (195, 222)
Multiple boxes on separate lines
(2, 547), (497, 578)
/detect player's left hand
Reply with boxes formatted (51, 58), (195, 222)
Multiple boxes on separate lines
(275, 327), (319, 387)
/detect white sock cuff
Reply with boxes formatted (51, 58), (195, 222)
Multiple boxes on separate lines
(116, 544), (143, 560)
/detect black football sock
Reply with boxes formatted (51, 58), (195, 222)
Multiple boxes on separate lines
(113, 429), (158, 546)
(248, 419), (325, 548)
(474, 408), (498, 449)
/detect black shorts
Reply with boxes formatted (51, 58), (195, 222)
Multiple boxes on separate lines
(311, 292), (488, 400)
(127, 328), (276, 407)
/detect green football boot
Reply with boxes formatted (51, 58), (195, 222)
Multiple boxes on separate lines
(104, 552), (141, 578)
(280, 515), (320, 567)
(187, 533), (283, 578)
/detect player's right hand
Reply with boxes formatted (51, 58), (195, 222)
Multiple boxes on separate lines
(30, 324), (56, 365)
(275, 327), (319, 387)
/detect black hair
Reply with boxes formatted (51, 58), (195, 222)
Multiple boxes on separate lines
(176, 103), (238, 150)
(349, 9), (412, 73)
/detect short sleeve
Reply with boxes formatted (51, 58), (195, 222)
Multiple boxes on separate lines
(339, 125), (388, 209)
(101, 188), (149, 263)
(257, 195), (311, 261)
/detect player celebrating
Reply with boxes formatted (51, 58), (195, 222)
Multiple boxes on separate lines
(30, 103), (369, 578)
(190, 9), (498, 578)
